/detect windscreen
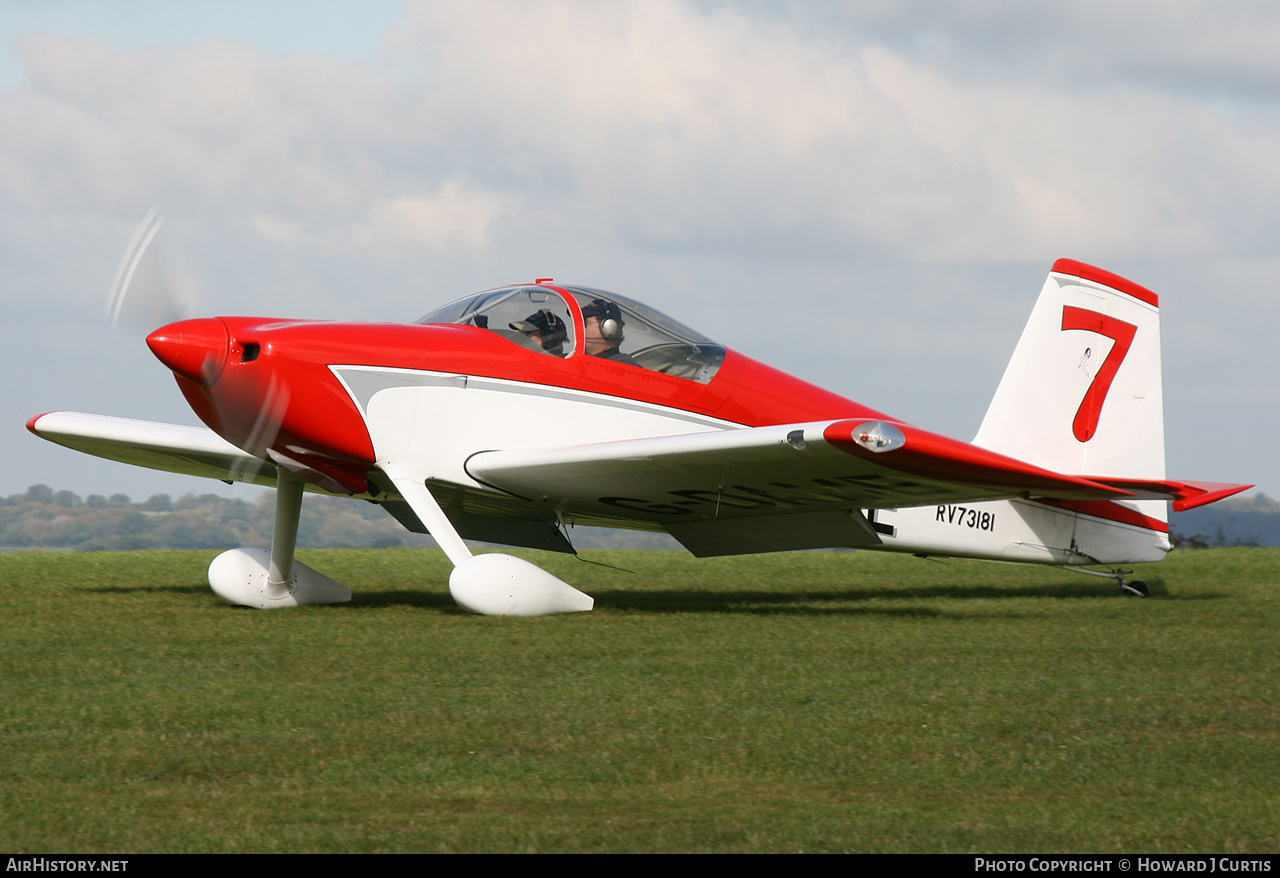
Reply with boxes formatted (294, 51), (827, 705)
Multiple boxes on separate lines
(563, 286), (725, 384)
(417, 287), (576, 358)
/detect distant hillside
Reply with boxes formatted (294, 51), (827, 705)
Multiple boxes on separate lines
(0, 485), (428, 552)
(0, 485), (677, 552)
(1169, 493), (1280, 548)
(4, 484), (1265, 552)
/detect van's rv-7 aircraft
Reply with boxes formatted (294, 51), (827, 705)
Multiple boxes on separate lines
(29, 259), (1249, 615)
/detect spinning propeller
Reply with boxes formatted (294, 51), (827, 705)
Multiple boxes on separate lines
(104, 207), (349, 605)
(107, 206), (284, 482)
(105, 205), (192, 333)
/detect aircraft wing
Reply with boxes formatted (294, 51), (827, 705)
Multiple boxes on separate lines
(466, 419), (1250, 555)
(32, 411), (1246, 557)
(27, 411), (577, 554)
(464, 418), (1162, 556)
(26, 411), (280, 487)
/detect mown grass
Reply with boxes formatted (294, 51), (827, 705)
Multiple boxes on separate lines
(1, 547), (1277, 852)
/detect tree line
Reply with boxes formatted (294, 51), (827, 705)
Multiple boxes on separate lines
(0, 485), (430, 552)
(0, 485), (679, 552)
(1, 484), (1269, 552)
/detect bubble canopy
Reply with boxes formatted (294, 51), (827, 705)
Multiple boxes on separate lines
(417, 284), (726, 384)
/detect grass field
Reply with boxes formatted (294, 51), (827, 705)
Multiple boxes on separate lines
(1, 547), (1277, 853)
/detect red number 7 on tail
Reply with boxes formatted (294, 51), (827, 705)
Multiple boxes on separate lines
(1061, 306), (1137, 442)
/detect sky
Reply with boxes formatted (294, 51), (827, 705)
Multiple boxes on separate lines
(2, 0), (1275, 505)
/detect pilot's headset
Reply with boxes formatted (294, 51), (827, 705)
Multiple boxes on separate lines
(532, 309), (568, 354)
(587, 299), (624, 342)
(509, 309), (568, 356)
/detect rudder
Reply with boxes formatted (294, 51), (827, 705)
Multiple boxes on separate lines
(974, 259), (1165, 482)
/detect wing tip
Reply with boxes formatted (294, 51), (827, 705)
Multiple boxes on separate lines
(26, 412), (58, 437)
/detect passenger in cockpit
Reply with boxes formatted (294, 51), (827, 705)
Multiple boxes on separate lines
(510, 309), (569, 357)
(582, 299), (639, 366)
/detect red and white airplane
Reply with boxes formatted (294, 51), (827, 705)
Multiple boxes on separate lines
(29, 259), (1249, 614)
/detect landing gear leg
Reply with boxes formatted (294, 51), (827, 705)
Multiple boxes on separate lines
(266, 467), (305, 599)
(207, 469), (352, 608)
(379, 460), (593, 616)
(1063, 565), (1149, 597)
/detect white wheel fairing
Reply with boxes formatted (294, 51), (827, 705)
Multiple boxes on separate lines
(208, 547), (352, 608)
(449, 553), (594, 616)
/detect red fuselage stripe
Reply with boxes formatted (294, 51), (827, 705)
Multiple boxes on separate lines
(1035, 498), (1168, 533)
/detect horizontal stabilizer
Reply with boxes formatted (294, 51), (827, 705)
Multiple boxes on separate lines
(1086, 477), (1253, 511)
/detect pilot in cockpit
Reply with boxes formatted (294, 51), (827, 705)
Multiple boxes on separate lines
(581, 299), (639, 366)
(509, 309), (569, 357)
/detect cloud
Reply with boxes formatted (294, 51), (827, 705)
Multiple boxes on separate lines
(375, 0), (1276, 264)
(813, 2), (1280, 98)
(5, 1), (1278, 291)
(362, 182), (521, 252)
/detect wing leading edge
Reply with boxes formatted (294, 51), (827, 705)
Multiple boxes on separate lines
(27, 411), (279, 487)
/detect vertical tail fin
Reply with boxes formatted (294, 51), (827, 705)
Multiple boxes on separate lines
(974, 259), (1165, 482)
